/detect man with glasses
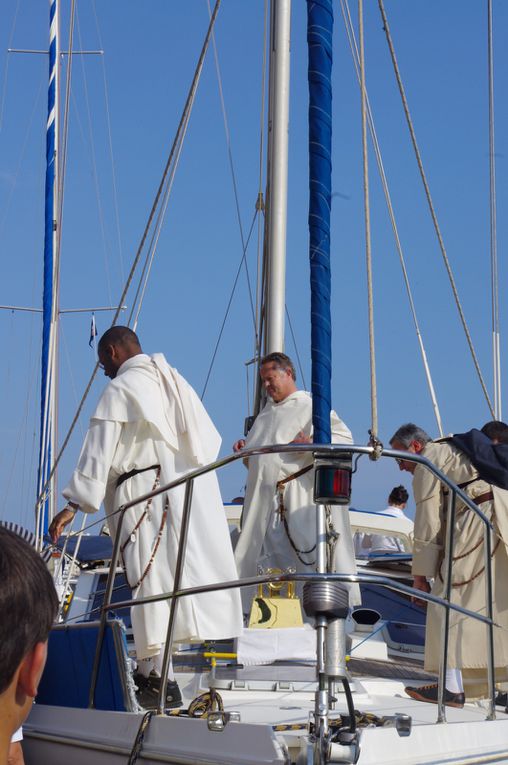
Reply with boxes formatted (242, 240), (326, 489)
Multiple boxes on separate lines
(390, 422), (508, 708)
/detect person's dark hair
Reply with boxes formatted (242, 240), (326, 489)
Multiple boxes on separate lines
(0, 527), (58, 694)
(260, 352), (296, 381)
(481, 420), (508, 444)
(98, 325), (141, 353)
(388, 485), (409, 506)
(390, 423), (431, 449)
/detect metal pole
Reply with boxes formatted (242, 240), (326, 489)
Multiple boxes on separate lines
(437, 489), (456, 723)
(157, 479), (195, 715)
(265, 0), (290, 354)
(314, 504), (329, 748)
(88, 506), (127, 708)
(487, 0), (502, 419)
(484, 523), (496, 720)
(50, 0), (61, 526)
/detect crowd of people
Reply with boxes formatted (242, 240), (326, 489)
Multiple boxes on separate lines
(4, 326), (508, 762)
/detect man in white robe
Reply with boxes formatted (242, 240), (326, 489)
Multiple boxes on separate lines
(49, 327), (243, 706)
(233, 352), (359, 607)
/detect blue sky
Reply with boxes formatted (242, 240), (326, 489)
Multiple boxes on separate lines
(0, 1), (506, 529)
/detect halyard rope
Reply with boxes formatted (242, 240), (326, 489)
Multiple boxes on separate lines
(378, 0), (494, 418)
(340, 0), (444, 437)
(358, 0), (379, 447)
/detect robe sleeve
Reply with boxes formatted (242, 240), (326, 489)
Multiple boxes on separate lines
(62, 419), (122, 514)
(411, 444), (448, 576)
(330, 410), (353, 444)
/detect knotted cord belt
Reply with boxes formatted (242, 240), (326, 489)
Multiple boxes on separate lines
(276, 464), (315, 566)
(116, 464), (160, 488)
(438, 489), (498, 587)
(119, 465), (169, 590)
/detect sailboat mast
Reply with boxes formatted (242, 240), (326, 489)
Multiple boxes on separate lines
(36, 0), (61, 544)
(307, 0), (333, 443)
(264, 0), (291, 354)
(487, 0), (502, 419)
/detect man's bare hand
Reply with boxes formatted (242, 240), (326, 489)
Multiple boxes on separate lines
(233, 439), (246, 453)
(412, 574), (430, 608)
(48, 508), (76, 544)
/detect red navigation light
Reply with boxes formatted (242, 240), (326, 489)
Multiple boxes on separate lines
(314, 455), (352, 505)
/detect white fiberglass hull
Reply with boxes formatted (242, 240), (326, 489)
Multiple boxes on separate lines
(24, 689), (508, 765)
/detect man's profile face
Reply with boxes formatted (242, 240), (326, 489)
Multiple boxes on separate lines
(260, 362), (295, 403)
(98, 344), (119, 379)
(391, 439), (421, 474)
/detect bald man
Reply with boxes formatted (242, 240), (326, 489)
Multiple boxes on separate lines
(49, 327), (242, 709)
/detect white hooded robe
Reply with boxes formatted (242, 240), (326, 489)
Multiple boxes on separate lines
(63, 353), (243, 658)
(234, 391), (360, 605)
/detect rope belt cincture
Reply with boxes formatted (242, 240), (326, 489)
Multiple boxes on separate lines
(276, 465), (315, 566)
(116, 464), (160, 489)
(438, 489), (498, 588)
(118, 465), (169, 590)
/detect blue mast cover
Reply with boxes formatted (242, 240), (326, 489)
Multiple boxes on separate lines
(37, 0), (58, 533)
(307, 0), (333, 443)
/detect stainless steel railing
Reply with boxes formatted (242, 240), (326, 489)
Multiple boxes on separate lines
(86, 443), (498, 722)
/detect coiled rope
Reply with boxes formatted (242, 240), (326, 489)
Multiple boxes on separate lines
(127, 711), (153, 765)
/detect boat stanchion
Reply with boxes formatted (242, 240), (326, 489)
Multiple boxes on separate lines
(303, 580), (358, 764)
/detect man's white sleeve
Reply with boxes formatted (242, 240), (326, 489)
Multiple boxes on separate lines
(331, 410), (353, 444)
(62, 419), (121, 513)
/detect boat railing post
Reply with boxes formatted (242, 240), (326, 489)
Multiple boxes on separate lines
(314, 503), (329, 753)
(484, 522), (496, 720)
(437, 487), (456, 723)
(157, 477), (194, 715)
(88, 502), (127, 708)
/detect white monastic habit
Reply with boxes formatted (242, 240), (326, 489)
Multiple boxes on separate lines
(234, 390), (360, 605)
(412, 440), (508, 697)
(63, 353), (243, 659)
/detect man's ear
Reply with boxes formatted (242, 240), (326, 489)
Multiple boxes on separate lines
(16, 642), (48, 700)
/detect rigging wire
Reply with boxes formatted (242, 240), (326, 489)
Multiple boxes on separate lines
(20, 345), (40, 526)
(487, 0), (501, 419)
(358, 0), (379, 444)
(0, 75), (45, 239)
(201, 209), (259, 400)
(207, 0), (258, 339)
(75, 2), (114, 305)
(129, 102), (191, 329)
(255, 0), (269, 355)
(340, 0), (444, 437)
(199, 0), (271, 404)
(250, 0), (270, 420)
(57, 0), (76, 253)
(285, 305), (307, 390)
(378, 0), (495, 419)
(2, 318), (40, 524)
(34, 0), (223, 514)
(0, 0), (21, 137)
(91, 0), (125, 285)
